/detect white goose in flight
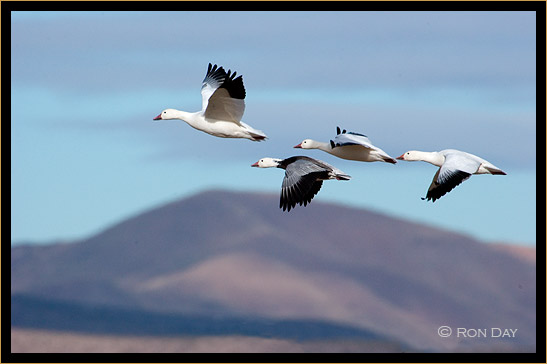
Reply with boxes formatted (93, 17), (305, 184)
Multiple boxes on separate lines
(295, 126), (396, 164)
(396, 149), (507, 202)
(153, 63), (267, 141)
(251, 156), (351, 211)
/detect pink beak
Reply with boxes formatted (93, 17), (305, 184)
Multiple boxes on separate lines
(153, 114), (162, 120)
(251, 162), (259, 167)
(294, 143), (302, 148)
(396, 154), (405, 160)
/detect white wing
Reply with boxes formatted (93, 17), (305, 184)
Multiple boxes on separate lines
(200, 63), (226, 114)
(201, 64), (246, 123)
(441, 151), (481, 176)
(333, 130), (396, 163)
(333, 132), (375, 149)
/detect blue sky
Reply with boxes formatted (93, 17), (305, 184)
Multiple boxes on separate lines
(11, 11), (536, 246)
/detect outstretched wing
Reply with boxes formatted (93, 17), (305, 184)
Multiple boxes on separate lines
(201, 63), (246, 123)
(423, 153), (479, 202)
(423, 168), (471, 202)
(280, 158), (330, 211)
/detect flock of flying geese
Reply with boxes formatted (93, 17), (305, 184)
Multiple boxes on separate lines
(154, 63), (507, 211)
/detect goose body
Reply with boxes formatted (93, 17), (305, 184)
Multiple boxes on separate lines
(251, 156), (350, 211)
(153, 63), (267, 141)
(295, 126), (396, 164)
(396, 149), (507, 202)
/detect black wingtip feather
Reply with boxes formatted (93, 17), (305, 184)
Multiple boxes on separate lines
(203, 64), (226, 85)
(218, 69), (246, 99)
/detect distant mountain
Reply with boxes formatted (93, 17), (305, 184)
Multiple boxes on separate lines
(11, 190), (536, 352)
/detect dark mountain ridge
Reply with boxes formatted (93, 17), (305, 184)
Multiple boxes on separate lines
(11, 294), (394, 342)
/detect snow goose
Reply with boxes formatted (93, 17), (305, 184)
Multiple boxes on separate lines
(396, 149), (507, 202)
(294, 126), (397, 164)
(153, 63), (267, 141)
(251, 156), (351, 211)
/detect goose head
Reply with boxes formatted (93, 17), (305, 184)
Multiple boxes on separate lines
(153, 109), (179, 121)
(396, 151), (419, 161)
(294, 139), (318, 149)
(251, 158), (282, 168)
